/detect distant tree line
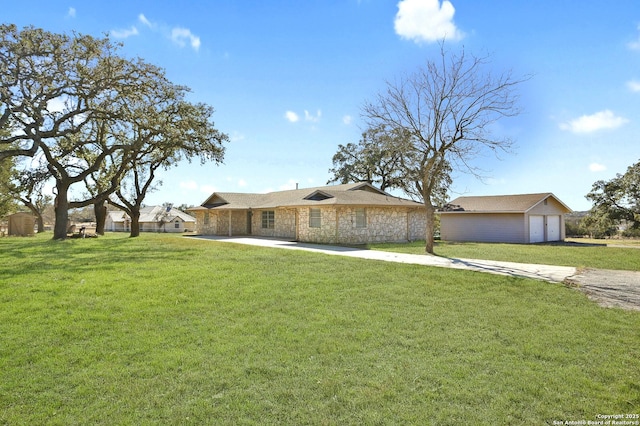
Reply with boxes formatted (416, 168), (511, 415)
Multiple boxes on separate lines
(570, 159), (640, 239)
(0, 24), (228, 239)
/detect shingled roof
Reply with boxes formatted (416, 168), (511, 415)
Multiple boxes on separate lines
(440, 193), (572, 214)
(194, 182), (424, 210)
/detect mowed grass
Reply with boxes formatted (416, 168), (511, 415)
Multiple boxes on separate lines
(0, 233), (639, 425)
(367, 240), (640, 271)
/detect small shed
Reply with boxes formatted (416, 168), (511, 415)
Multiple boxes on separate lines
(7, 212), (36, 237)
(439, 193), (572, 244)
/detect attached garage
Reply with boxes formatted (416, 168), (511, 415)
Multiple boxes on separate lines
(440, 193), (572, 244)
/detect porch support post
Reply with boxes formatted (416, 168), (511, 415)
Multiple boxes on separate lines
(228, 210), (232, 236)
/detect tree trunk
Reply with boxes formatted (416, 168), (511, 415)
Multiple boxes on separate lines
(424, 203), (436, 254)
(24, 202), (45, 233)
(53, 183), (70, 240)
(94, 200), (107, 235)
(129, 207), (141, 237)
(35, 212), (44, 233)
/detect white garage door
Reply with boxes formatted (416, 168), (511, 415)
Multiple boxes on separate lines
(529, 215), (544, 243)
(547, 215), (561, 241)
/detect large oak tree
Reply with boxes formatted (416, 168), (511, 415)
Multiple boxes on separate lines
(586, 159), (640, 232)
(1, 25), (227, 239)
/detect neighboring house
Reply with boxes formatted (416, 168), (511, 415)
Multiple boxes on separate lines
(439, 193), (572, 244)
(105, 206), (196, 233)
(188, 183), (427, 244)
(105, 210), (130, 232)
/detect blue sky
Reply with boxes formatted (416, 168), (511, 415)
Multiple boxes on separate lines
(3, 0), (640, 211)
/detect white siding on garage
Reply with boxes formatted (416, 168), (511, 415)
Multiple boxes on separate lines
(441, 213), (525, 243)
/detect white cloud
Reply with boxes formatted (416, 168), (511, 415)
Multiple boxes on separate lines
(200, 185), (216, 194)
(110, 26), (139, 39)
(230, 131), (245, 142)
(138, 13), (153, 28)
(114, 14), (201, 53)
(171, 27), (201, 51)
(284, 111), (300, 123)
(67, 7), (76, 18)
(238, 179), (247, 187)
(627, 80), (640, 92)
(304, 109), (322, 122)
(394, 0), (463, 44)
(589, 163), (607, 172)
(343, 115), (353, 125)
(559, 110), (629, 133)
(179, 180), (198, 190)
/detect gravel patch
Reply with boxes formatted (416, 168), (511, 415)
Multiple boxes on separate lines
(565, 269), (640, 311)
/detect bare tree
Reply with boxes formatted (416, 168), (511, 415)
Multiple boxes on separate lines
(362, 44), (527, 253)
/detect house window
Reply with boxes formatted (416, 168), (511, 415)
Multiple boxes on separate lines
(203, 212), (210, 225)
(355, 208), (367, 228)
(174, 220), (180, 229)
(262, 211), (275, 229)
(309, 208), (321, 228)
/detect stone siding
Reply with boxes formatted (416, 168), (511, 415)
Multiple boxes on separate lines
(193, 211), (217, 235)
(298, 206), (426, 244)
(193, 210), (247, 235)
(252, 209), (296, 239)
(194, 206), (426, 244)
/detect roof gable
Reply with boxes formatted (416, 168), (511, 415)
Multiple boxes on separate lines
(304, 190), (334, 201)
(202, 193), (230, 207)
(346, 182), (388, 195)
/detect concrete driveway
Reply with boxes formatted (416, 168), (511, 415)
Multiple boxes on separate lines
(188, 236), (577, 283)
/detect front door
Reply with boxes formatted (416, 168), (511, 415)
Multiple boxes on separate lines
(246, 211), (252, 235)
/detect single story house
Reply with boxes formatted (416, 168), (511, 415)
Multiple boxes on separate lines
(106, 206), (196, 233)
(439, 193), (572, 244)
(188, 182), (427, 244)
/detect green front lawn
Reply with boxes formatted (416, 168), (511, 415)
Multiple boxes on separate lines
(1, 233), (638, 424)
(366, 240), (640, 271)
